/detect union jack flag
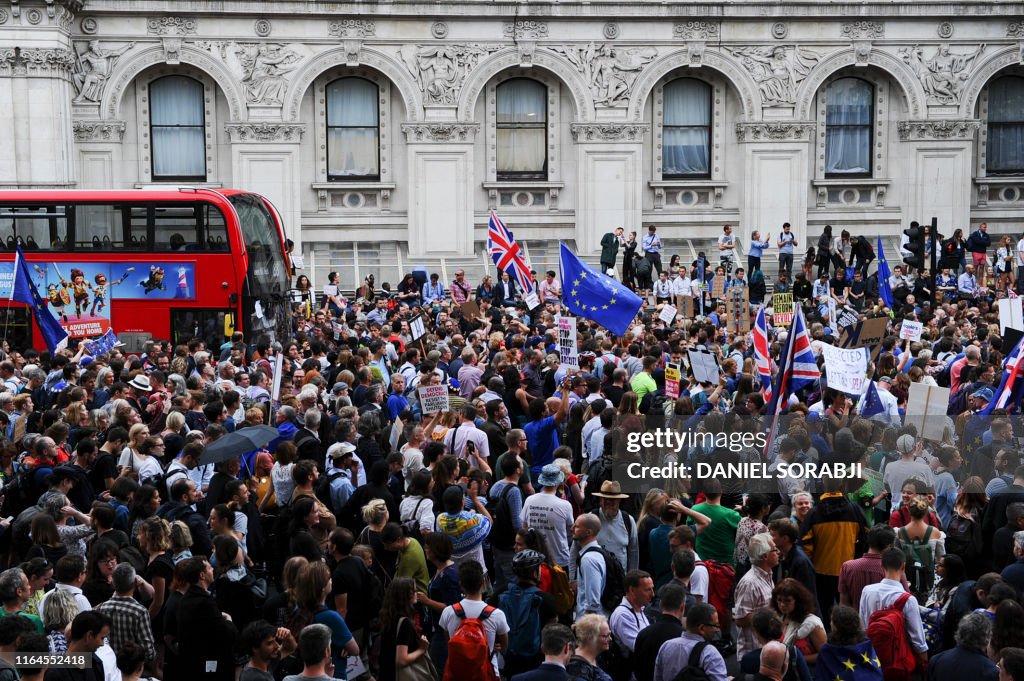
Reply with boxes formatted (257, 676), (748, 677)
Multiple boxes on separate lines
(983, 335), (1024, 414)
(753, 305), (773, 402)
(1010, 289), (1019, 299)
(488, 211), (533, 294)
(764, 303), (821, 454)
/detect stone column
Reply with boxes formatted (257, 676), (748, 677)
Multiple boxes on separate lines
(897, 120), (980, 233)
(571, 123), (648, 253)
(736, 122), (816, 252)
(402, 123), (479, 257)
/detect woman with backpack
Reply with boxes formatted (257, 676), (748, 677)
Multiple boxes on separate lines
(566, 613), (613, 681)
(947, 478), (987, 577)
(897, 497), (946, 602)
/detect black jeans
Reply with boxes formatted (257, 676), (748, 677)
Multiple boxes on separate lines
(779, 253), (793, 276)
(646, 251), (663, 276)
(748, 256), (761, 273)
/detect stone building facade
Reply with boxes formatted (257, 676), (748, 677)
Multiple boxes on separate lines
(2, 0), (1023, 284)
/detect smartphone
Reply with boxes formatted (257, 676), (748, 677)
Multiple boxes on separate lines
(4, 516), (12, 523)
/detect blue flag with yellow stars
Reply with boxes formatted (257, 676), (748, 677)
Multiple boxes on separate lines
(814, 639), (883, 681)
(11, 245), (68, 355)
(559, 243), (643, 336)
(876, 237), (895, 310)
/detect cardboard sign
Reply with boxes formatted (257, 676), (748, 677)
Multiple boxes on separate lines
(418, 385), (450, 415)
(460, 299), (481, 321)
(905, 383), (951, 442)
(839, 316), (889, 350)
(271, 353), (284, 403)
(659, 305), (678, 324)
(665, 362), (681, 400)
(524, 290), (542, 310)
(676, 295), (695, 318)
(687, 348), (720, 385)
(727, 286), (750, 334)
(1000, 298), (1024, 335)
(409, 314), (426, 341)
(772, 292), (793, 325)
(557, 315), (579, 369)
(900, 320), (923, 342)
(820, 344), (869, 396)
(711, 275), (727, 299)
(864, 468), (885, 496)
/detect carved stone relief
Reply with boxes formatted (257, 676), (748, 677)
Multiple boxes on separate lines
(771, 23), (788, 40)
(224, 123), (305, 143)
(840, 21), (884, 39)
(503, 20), (547, 40)
(899, 43), (986, 104)
(570, 123), (648, 142)
(72, 41), (135, 103)
(401, 123), (479, 143)
(80, 16), (97, 34)
(235, 43), (303, 105)
(735, 121), (816, 142)
(937, 22), (954, 39)
(72, 120), (126, 142)
(551, 43), (657, 107)
(896, 119), (980, 141)
(147, 17), (197, 36)
(431, 22), (448, 39)
(673, 21), (720, 40)
(0, 9), (8, 25)
(329, 20), (375, 38)
(724, 46), (821, 106)
(0, 47), (76, 77)
(399, 44), (499, 105)
(603, 23), (620, 40)
(1008, 22), (1024, 38)
(254, 19), (272, 38)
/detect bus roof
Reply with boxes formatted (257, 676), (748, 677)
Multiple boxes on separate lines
(0, 188), (250, 203)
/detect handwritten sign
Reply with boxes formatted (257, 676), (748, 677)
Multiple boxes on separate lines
(837, 305), (860, 330)
(410, 315), (426, 341)
(711, 275), (727, 299)
(687, 348), (720, 385)
(839, 316), (889, 350)
(524, 290), (542, 310)
(418, 385), (450, 415)
(727, 286), (750, 334)
(820, 344), (869, 396)
(900, 320), (923, 342)
(665, 362), (681, 400)
(659, 305), (678, 325)
(772, 293), (793, 325)
(676, 295), (695, 318)
(905, 383), (951, 442)
(557, 315), (578, 369)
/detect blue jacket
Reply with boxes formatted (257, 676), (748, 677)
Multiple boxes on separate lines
(511, 662), (569, 681)
(928, 646), (998, 681)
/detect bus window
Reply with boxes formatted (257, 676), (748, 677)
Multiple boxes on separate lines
(203, 204), (229, 251)
(74, 204), (126, 250)
(0, 206), (70, 250)
(228, 194), (288, 294)
(153, 204), (200, 251)
(127, 206), (150, 250)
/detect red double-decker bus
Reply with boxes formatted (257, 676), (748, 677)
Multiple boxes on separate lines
(0, 188), (291, 352)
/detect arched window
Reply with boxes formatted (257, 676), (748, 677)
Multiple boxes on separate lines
(496, 78), (547, 180)
(326, 78), (380, 181)
(824, 78), (873, 177)
(663, 79), (711, 178)
(150, 76), (206, 181)
(987, 76), (1024, 175)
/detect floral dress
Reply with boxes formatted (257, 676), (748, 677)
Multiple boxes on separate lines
(734, 516), (768, 567)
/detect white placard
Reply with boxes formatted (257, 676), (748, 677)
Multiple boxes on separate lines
(820, 344), (869, 396)
(524, 290), (542, 310)
(557, 315), (579, 369)
(905, 383), (952, 442)
(900, 320), (923, 342)
(290, 253), (305, 269)
(687, 349), (720, 385)
(659, 305), (678, 324)
(254, 300), (264, 319)
(332, 322), (341, 341)
(418, 385), (450, 415)
(410, 315), (426, 341)
(270, 353), (284, 402)
(999, 298), (1024, 335)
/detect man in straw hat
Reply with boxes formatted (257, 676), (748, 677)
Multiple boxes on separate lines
(579, 480), (639, 573)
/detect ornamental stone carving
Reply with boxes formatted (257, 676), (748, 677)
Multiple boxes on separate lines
(1009, 22), (1024, 38)
(899, 44), (985, 105)
(72, 41), (134, 103)
(551, 43), (657, 107)
(604, 23), (620, 40)
(254, 19), (272, 37)
(771, 23), (788, 40)
(896, 119), (980, 141)
(146, 17), (197, 36)
(937, 22), (954, 39)
(329, 19), (375, 38)
(399, 44), (499, 105)
(80, 16), (97, 34)
(235, 44), (303, 105)
(570, 123), (649, 142)
(0, 9), (8, 24)
(0, 47), (76, 77)
(673, 21), (720, 41)
(72, 120), (126, 142)
(504, 20), (547, 40)
(840, 21), (884, 39)
(224, 123), (306, 143)
(431, 21), (448, 39)
(724, 46), (821, 106)
(735, 121), (816, 142)
(401, 123), (479, 143)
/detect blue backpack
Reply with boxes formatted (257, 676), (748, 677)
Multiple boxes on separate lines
(498, 583), (544, 659)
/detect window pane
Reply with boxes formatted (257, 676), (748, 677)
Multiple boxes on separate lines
(825, 78), (872, 175)
(150, 76), (204, 126)
(328, 128), (380, 177)
(75, 204), (124, 249)
(988, 78), (1024, 173)
(152, 127), (206, 178)
(496, 128), (546, 173)
(0, 207), (68, 250)
(664, 127), (710, 176)
(497, 79), (546, 124)
(150, 76), (205, 179)
(664, 79), (711, 126)
(988, 77), (1024, 123)
(326, 78), (378, 127)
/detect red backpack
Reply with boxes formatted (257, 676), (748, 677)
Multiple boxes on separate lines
(866, 592), (917, 681)
(444, 603), (499, 681)
(697, 560), (737, 622)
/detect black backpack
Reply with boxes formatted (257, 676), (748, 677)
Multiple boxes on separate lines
(945, 511), (982, 560)
(401, 497), (431, 545)
(671, 641), (712, 681)
(315, 471), (344, 514)
(581, 544), (626, 613)
(488, 484), (517, 551)
(584, 456), (614, 513)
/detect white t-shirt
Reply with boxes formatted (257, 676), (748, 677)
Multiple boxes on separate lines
(117, 448), (163, 482)
(440, 598), (509, 672)
(521, 491), (574, 567)
(719, 235), (736, 259)
(883, 459), (935, 508)
(1016, 238), (1024, 268)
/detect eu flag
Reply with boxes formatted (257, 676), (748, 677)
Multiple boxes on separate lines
(559, 243), (643, 336)
(876, 238), (895, 310)
(859, 380), (886, 419)
(814, 639), (883, 681)
(11, 246), (68, 355)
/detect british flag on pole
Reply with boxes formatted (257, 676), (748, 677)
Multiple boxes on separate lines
(488, 211), (534, 294)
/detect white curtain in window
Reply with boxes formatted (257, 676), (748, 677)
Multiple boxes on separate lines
(496, 79), (546, 174)
(663, 80), (711, 176)
(988, 77), (1024, 173)
(825, 78), (872, 175)
(327, 79), (380, 177)
(151, 76), (205, 178)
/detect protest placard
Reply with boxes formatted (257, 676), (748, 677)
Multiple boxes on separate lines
(727, 286), (750, 334)
(1004, 328), (1024, 355)
(999, 298), (1024, 335)
(557, 315), (579, 368)
(772, 292), (793, 325)
(418, 385), (450, 415)
(905, 383), (951, 442)
(711, 275), (727, 299)
(460, 299), (481, 320)
(864, 468), (885, 497)
(839, 316), (889, 350)
(837, 305), (860, 330)
(271, 353), (284, 402)
(820, 344), (869, 396)
(665, 362), (681, 400)
(687, 348), (720, 385)
(899, 320), (923, 342)
(409, 315), (426, 341)
(659, 305), (678, 324)
(524, 290), (542, 310)
(676, 295), (695, 318)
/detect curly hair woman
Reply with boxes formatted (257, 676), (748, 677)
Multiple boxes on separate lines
(772, 577), (826, 664)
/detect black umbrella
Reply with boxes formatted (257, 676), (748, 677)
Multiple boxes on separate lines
(198, 425), (280, 466)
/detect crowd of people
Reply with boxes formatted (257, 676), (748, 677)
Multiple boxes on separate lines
(6, 220), (1024, 681)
